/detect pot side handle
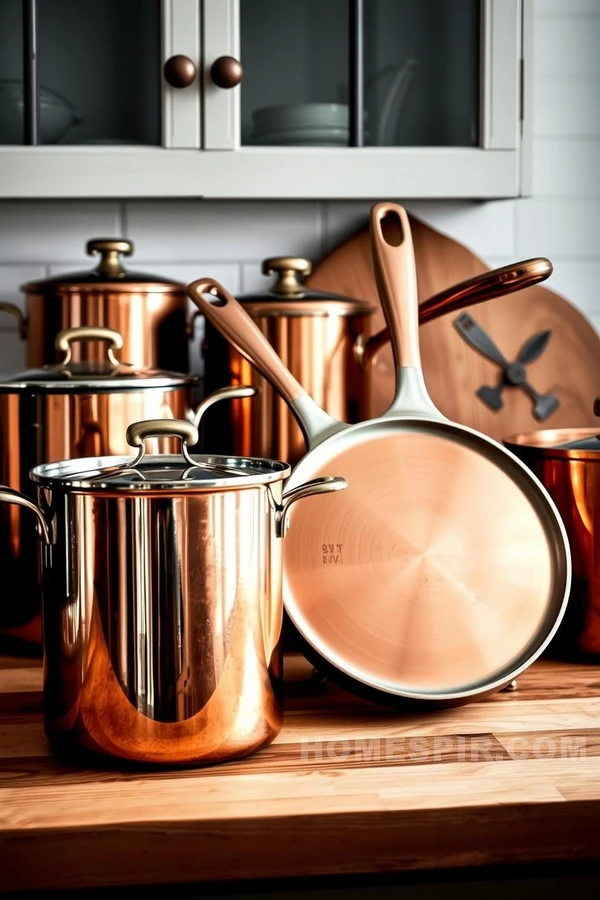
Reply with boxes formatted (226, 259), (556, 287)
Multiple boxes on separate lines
(0, 303), (28, 340)
(0, 487), (51, 544)
(276, 476), (347, 538)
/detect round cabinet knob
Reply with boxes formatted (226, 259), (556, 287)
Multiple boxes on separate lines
(210, 55), (243, 89)
(163, 55), (197, 88)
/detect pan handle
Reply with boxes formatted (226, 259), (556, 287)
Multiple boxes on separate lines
(356, 257), (554, 369)
(187, 278), (344, 450)
(370, 202), (440, 418)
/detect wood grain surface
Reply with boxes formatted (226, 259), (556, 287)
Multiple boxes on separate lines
(306, 216), (600, 441)
(1, 654), (600, 893)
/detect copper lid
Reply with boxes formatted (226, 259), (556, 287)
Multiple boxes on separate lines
(21, 238), (184, 293)
(239, 257), (374, 315)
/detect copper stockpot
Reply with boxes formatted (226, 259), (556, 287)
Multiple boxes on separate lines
(0, 419), (345, 766)
(0, 238), (192, 371)
(504, 402), (600, 661)
(0, 325), (243, 650)
(201, 256), (554, 465)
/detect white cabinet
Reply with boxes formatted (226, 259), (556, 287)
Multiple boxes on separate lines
(0, 0), (532, 199)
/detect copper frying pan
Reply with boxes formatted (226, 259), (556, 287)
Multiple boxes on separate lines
(187, 203), (571, 706)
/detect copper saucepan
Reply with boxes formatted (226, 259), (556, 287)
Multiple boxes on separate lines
(200, 257), (553, 464)
(505, 401), (600, 661)
(0, 418), (346, 766)
(187, 203), (571, 708)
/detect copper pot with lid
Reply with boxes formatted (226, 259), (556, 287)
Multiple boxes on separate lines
(0, 238), (193, 372)
(0, 325), (253, 652)
(201, 256), (376, 464)
(0, 418), (346, 766)
(504, 401), (600, 661)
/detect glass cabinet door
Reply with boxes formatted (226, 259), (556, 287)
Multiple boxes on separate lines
(240, 0), (480, 148)
(0, 0), (161, 146)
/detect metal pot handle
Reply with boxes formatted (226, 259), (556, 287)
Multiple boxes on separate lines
(275, 476), (347, 538)
(0, 487), (51, 544)
(56, 325), (124, 367)
(126, 419), (200, 467)
(189, 385), (257, 430)
(0, 303), (28, 340)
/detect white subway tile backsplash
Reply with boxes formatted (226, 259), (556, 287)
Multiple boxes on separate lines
(322, 200), (516, 261)
(515, 199), (600, 259)
(533, 77), (600, 137)
(0, 202), (120, 264)
(535, 15), (600, 75)
(125, 201), (322, 262)
(0, 332), (26, 372)
(241, 262), (274, 294)
(538, 260), (600, 313)
(0, 265), (46, 313)
(532, 139), (600, 196)
(406, 201), (516, 259)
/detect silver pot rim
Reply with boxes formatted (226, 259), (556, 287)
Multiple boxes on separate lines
(0, 370), (199, 394)
(30, 452), (292, 492)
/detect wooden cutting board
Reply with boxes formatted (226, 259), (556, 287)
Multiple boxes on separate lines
(306, 215), (600, 442)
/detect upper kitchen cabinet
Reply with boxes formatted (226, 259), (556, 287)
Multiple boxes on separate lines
(0, 0), (532, 199)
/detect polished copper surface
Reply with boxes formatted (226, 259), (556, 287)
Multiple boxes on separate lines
(210, 55), (243, 89)
(505, 425), (600, 658)
(281, 425), (558, 693)
(218, 307), (370, 463)
(201, 267), (373, 462)
(186, 202), (571, 703)
(0, 239), (190, 371)
(0, 386), (193, 643)
(40, 486), (284, 765)
(163, 54), (198, 88)
(0, 432), (345, 765)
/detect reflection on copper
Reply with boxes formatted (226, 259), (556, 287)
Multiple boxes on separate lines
(505, 427), (600, 658)
(0, 386), (194, 641)
(43, 487), (285, 765)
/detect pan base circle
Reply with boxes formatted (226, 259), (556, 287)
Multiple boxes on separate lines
(283, 423), (567, 698)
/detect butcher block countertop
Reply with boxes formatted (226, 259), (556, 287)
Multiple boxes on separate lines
(1, 652), (600, 894)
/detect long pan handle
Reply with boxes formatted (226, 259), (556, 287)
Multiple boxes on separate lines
(358, 257), (554, 368)
(370, 201), (440, 418)
(186, 278), (343, 450)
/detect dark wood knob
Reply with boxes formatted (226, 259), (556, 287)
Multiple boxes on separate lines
(210, 55), (243, 89)
(163, 55), (197, 88)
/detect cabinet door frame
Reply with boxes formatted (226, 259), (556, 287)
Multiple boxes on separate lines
(162, 0), (202, 149)
(0, 0), (533, 199)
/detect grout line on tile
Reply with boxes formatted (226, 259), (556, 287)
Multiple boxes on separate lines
(119, 202), (128, 238)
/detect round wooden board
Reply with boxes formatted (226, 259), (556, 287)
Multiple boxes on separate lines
(306, 214), (600, 442)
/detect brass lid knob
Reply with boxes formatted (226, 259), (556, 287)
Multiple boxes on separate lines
(262, 257), (312, 295)
(164, 54), (197, 88)
(87, 239), (133, 278)
(210, 55), (244, 89)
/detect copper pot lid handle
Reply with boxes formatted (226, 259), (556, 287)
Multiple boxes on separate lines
(87, 238), (134, 278)
(262, 257), (312, 295)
